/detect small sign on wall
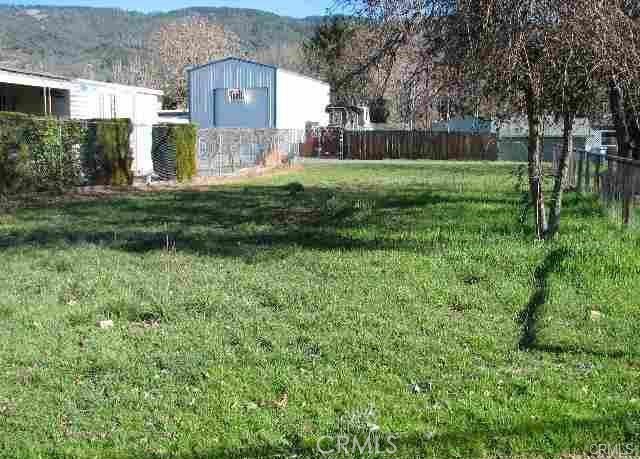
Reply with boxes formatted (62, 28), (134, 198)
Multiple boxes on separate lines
(226, 88), (247, 104)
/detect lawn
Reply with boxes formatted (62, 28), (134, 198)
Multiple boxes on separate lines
(0, 160), (639, 459)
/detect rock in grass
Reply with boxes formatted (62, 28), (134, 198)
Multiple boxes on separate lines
(97, 320), (114, 329)
(590, 310), (604, 321)
(409, 381), (433, 394)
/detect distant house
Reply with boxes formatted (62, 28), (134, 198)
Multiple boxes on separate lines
(188, 57), (330, 130)
(327, 105), (372, 130)
(432, 116), (497, 134)
(497, 116), (593, 161)
(431, 115), (612, 161)
(0, 66), (162, 175)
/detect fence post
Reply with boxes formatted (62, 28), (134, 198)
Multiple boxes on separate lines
(594, 154), (602, 192)
(623, 162), (632, 226)
(576, 150), (585, 193)
(585, 153), (591, 192)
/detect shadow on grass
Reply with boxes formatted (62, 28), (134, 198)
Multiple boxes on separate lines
(518, 247), (572, 350)
(29, 413), (639, 458)
(0, 185), (524, 259)
(518, 246), (632, 359)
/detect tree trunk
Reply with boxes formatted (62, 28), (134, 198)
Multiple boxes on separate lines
(547, 112), (574, 239)
(609, 81), (633, 159)
(624, 103), (640, 160)
(525, 86), (547, 239)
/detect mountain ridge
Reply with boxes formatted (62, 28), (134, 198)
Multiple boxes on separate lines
(0, 3), (324, 81)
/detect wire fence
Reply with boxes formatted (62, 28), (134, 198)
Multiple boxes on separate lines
(196, 128), (305, 177)
(553, 148), (640, 226)
(151, 125), (179, 182)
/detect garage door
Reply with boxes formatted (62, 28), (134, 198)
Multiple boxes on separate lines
(214, 88), (269, 128)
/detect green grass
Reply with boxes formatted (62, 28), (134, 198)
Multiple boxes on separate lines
(0, 161), (639, 459)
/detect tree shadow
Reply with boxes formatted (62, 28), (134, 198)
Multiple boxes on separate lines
(0, 184), (524, 260)
(27, 412), (638, 458)
(517, 247), (633, 359)
(517, 247), (572, 351)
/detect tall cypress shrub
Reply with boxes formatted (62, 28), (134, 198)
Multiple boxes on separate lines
(85, 119), (133, 186)
(172, 125), (197, 182)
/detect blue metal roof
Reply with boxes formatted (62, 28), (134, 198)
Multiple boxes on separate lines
(187, 56), (329, 85)
(187, 57), (277, 74)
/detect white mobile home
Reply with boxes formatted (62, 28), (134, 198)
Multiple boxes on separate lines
(0, 67), (162, 175)
(188, 57), (330, 130)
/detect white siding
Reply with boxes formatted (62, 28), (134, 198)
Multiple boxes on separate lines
(275, 69), (330, 130)
(69, 80), (162, 175)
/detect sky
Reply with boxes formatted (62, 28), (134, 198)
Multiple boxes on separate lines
(1, 0), (337, 17)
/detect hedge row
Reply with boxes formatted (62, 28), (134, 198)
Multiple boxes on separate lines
(151, 124), (197, 182)
(0, 112), (133, 194)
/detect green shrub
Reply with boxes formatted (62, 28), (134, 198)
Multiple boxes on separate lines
(0, 112), (86, 194)
(172, 124), (197, 182)
(0, 113), (134, 194)
(84, 119), (133, 186)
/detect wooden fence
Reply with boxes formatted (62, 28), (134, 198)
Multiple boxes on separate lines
(554, 149), (640, 226)
(343, 130), (498, 161)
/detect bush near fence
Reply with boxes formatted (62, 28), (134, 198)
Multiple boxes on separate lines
(343, 130), (498, 161)
(151, 124), (198, 182)
(0, 112), (134, 193)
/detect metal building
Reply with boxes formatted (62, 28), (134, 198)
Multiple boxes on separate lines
(188, 57), (330, 130)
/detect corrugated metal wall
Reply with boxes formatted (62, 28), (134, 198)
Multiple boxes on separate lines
(189, 58), (276, 129)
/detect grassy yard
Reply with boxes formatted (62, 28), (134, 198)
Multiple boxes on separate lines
(0, 161), (639, 459)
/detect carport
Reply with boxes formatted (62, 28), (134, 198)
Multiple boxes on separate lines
(0, 66), (72, 117)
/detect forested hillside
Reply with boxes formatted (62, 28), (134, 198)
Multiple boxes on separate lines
(0, 4), (319, 81)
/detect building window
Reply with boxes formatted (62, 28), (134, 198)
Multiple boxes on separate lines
(226, 88), (246, 104)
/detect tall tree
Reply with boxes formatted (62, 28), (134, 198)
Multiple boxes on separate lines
(303, 17), (368, 105)
(149, 17), (243, 109)
(338, 0), (639, 238)
(111, 54), (161, 90)
(543, 0), (602, 237)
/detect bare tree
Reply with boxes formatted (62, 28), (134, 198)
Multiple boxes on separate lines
(543, 0), (602, 237)
(597, 4), (640, 159)
(338, 0), (554, 236)
(149, 17), (244, 108)
(337, 0), (640, 239)
(111, 53), (161, 90)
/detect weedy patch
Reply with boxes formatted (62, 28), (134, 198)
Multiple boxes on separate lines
(0, 399), (17, 417)
(15, 366), (43, 386)
(0, 213), (16, 226)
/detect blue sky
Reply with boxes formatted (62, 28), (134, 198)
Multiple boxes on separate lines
(2, 0), (337, 17)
